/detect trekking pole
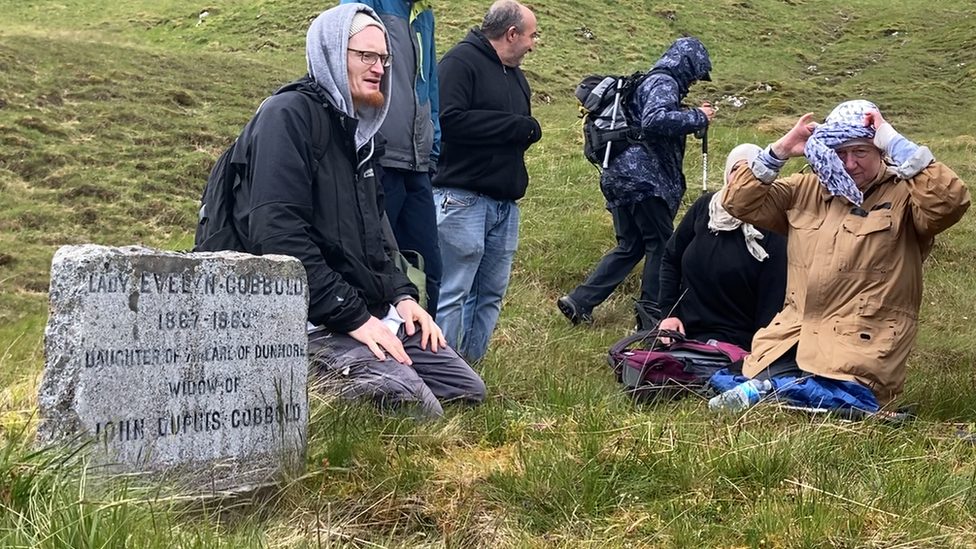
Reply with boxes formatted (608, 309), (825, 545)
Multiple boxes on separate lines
(701, 128), (708, 191)
(602, 79), (624, 169)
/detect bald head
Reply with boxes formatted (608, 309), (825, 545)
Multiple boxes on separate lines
(482, 1), (525, 40)
(482, 0), (537, 67)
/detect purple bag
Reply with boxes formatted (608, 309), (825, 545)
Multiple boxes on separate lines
(608, 329), (749, 402)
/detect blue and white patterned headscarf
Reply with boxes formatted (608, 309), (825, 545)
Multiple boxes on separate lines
(804, 100), (878, 206)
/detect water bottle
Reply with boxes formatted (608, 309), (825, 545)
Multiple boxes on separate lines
(708, 379), (774, 412)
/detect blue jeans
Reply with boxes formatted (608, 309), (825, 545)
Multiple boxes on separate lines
(380, 168), (442, 317)
(433, 187), (519, 363)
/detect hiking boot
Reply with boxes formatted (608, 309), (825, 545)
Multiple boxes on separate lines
(557, 295), (592, 325)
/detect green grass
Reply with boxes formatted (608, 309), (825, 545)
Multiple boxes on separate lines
(3, 0), (976, 546)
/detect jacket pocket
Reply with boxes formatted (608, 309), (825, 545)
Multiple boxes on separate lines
(839, 212), (895, 273)
(787, 209), (825, 230)
(832, 316), (901, 360)
(786, 208), (824, 268)
(417, 114), (434, 164)
(843, 213), (892, 236)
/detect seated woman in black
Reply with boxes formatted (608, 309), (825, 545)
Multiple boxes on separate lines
(657, 144), (787, 350)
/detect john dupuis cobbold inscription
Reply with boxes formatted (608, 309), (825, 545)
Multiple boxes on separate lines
(37, 245), (309, 492)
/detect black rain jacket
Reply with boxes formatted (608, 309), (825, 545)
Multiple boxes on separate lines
(231, 78), (416, 333)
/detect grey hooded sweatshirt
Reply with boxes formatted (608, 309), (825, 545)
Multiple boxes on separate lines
(306, 3), (391, 150)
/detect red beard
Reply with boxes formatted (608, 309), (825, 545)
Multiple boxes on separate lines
(355, 90), (384, 108)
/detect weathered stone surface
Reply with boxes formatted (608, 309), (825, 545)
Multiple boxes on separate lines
(37, 245), (309, 493)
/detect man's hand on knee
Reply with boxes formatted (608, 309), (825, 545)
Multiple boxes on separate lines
(349, 316), (412, 365)
(396, 298), (447, 353)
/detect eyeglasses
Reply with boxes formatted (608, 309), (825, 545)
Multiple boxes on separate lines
(347, 48), (392, 68)
(836, 147), (875, 162)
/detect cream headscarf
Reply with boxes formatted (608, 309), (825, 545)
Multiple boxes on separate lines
(709, 143), (769, 262)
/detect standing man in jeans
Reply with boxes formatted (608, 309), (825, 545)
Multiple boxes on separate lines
(433, 0), (542, 362)
(342, 0), (443, 317)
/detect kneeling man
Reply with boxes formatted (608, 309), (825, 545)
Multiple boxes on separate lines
(224, 4), (486, 417)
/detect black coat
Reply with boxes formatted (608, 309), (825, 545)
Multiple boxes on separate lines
(231, 78), (416, 333)
(658, 193), (787, 350)
(433, 28), (541, 201)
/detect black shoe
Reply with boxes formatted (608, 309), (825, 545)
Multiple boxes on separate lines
(557, 295), (592, 325)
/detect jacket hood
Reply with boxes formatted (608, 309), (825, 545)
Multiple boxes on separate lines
(461, 28), (504, 66)
(652, 37), (712, 95)
(306, 3), (391, 149)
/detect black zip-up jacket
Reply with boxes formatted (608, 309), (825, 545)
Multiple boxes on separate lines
(432, 28), (541, 201)
(231, 78), (416, 333)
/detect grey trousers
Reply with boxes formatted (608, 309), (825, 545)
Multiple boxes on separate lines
(308, 327), (487, 418)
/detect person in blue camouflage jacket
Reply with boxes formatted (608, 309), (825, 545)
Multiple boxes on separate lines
(341, 0), (443, 317)
(559, 37), (714, 326)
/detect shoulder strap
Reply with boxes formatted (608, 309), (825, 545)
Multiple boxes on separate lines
(217, 88), (332, 247)
(286, 91), (332, 161)
(619, 71), (654, 139)
(627, 68), (674, 107)
(607, 329), (686, 368)
(269, 79), (333, 161)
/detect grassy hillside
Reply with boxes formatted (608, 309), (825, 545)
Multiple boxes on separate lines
(2, 0), (976, 547)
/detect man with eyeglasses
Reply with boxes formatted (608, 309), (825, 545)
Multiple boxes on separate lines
(341, 0), (444, 321)
(723, 100), (970, 406)
(224, 4), (485, 418)
(432, 0), (542, 363)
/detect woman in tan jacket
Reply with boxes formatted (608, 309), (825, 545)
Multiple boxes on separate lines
(722, 100), (970, 405)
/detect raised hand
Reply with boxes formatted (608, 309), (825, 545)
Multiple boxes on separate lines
(771, 112), (818, 158)
(863, 110), (887, 131)
(700, 102), (715, 121)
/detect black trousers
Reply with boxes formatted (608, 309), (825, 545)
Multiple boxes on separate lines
(569, 196), (674, 311)
(752, 344), (806, 380)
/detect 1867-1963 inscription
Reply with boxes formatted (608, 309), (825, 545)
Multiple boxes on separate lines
(38, 245), (310, 492)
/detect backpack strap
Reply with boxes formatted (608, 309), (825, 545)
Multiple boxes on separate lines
(624, 68), (679, 133)
(620, 71), (653, 142)
(270, 78), (334, 162)
(606, 329), (686, 369)
(295, 92), (331, 162)
(219, 87), (332, 248)
(268, 89), (332, 163)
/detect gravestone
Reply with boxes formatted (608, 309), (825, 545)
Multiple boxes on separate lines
(37, 244), (309, 493)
